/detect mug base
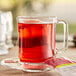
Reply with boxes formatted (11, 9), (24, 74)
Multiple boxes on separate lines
(20, 62), (53, 72)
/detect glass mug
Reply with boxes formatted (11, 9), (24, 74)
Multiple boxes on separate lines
(17, 16), (68, 72)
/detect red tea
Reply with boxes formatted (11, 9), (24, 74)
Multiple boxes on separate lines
(18, 22), (55, 63)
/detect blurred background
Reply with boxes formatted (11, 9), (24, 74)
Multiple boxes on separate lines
(0, 0), (76, 44)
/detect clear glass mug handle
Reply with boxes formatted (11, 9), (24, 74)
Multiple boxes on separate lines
(55, 20), (68, 53)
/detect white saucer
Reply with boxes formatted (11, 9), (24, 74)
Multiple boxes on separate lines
(1, 57), (53, 72)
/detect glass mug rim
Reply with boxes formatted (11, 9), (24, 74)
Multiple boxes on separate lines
(17, 16), (57, 24)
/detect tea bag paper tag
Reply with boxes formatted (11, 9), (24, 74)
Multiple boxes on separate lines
(54, 57), (76, 76)
(55, 64), (76, 76)
(45, 57), (76, 76)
